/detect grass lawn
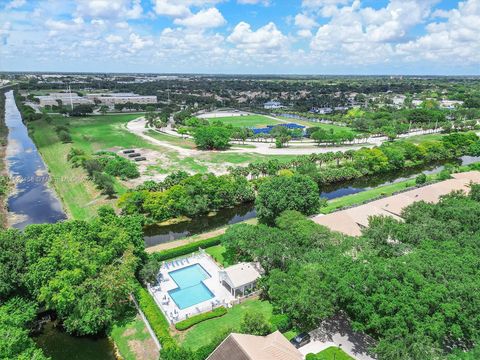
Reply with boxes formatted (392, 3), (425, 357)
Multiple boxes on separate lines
(146, 130), (197, 149)
(208, 115), (282, 128)
(276, 116), (356, 132)
(311, 347), (354, 360)
(179, 299), (273, 351)
(28, 114), (158, 220)
(321, 178), (420, 214)
(110, 315), (158, 360)
(205, 245), (231, 267)
(404, 133), (445, 143)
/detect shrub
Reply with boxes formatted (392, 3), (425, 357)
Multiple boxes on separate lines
(175, 307), (227, 331)
(415, 173), (427, 185)
(150, 236), (222, 262)
(58, 130), (72, 143)
(135, 285), (176, 349)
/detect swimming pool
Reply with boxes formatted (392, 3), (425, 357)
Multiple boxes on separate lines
(168, 264), (214, 310)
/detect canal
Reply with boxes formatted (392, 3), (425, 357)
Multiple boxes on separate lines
(3, 90), (116, 360)
(144, 156), (478, 248)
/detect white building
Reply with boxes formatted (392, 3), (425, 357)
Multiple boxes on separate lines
(440, 100), (464, 109)
(36, 92), (94, 107)
(219, 262), (262, 297)
(86, 93), (157, 106)
(264, 101), (283, 109)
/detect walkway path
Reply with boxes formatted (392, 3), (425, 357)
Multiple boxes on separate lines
(298, 314), (377, 360)
(127, 117), (443, 157)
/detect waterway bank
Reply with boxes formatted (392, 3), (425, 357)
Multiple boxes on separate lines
(144, 156), (477, 249)
(0, 88), (11, 227)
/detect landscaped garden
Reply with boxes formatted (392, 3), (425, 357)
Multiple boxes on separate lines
(307, 347), (354, 360)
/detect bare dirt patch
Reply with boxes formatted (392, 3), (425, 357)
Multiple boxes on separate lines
(128, 339), (159, 360)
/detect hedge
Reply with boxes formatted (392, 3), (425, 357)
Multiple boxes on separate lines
(134, 284), (176, 349)
(175, 306), (227, 331)
(151, 236), (222, 262)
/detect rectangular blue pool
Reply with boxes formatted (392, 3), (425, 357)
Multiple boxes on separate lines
(168, 264), (214, 310)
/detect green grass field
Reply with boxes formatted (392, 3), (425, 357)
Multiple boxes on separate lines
(146, 130), (197, 149)
(28, 114), (157, 220)
(208, 115), (282, 128)
(404, 132), (445, 143)
(179, 300), (273, 351)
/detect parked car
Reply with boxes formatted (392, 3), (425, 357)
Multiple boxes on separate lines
(290, 333), (311, 348)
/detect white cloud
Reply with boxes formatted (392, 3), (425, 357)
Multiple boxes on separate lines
(74, 0), (143, 19)
(128, 32), (154, 50)
(302, 0), (351, 8)
(227, 21), (289, 57)
(174, 7), (226, 29)
(105, 34), (123, 43)
(153, 0), (221, 17)
(295, 13), (318, 29)
(396, 0), (480, 65)
(5, 0), (26, 10)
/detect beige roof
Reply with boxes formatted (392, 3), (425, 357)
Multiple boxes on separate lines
(313, 171), (480, 237)
(221, 263), (261, 289)
(207, 331), (303, 360)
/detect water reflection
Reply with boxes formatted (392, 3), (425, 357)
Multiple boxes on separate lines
(145, 156), (478, 247)
(4, 91), (66, 228)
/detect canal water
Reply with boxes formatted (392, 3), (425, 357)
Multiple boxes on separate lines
(144, 156), (477, 248)
(4, 90), (66, 228)
(3, 91), (115, 360)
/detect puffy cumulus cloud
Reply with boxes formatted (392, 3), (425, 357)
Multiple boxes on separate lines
(74, 0), (143, 19)
(174, 7), (226, 29)
(396, 0), (480, 65)
(128, 32), (154, 50)
(227, 22), (288, 53)
(302, 0), (351, 9)
(153, 0), (221, 17)
(295, 13), (318, 29)
(309, 0), (440, 65)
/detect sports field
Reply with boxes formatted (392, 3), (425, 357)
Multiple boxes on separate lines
(207, 114), (283, 128)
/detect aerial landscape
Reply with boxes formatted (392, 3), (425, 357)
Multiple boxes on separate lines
(1, 0), (480, 360)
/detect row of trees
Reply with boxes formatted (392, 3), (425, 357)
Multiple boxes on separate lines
(0, 208), (145, 358)
(228, 132), (480, 186)
(118, 172), (255, 222)
(221, 187), (480, 359)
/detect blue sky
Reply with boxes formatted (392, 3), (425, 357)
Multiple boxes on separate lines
(0, 0), (479, 74)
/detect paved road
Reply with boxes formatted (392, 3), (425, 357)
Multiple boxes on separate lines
(298, 314), (377, 360)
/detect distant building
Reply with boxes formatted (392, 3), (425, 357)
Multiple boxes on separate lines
(86, 93), (157, 106)
(264, 100), (283, 109)
(207, 331), (303, 360)
(36, 92), (93, 107)
(392, 95), (406, 107)
(310, 106), (333, 114)
(412, 99), (423, 108)
(440, 100), (463, 109)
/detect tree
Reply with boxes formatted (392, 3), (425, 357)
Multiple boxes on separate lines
(0, 229), (26, 300)
(193, 126), (232, 150)
(99, 105), (108, 115)
(0, 298), (48, 360)
(415, 173), (427, 185)
(240, 311), (272, 336)
(255, 174), (321, 225)
(57, 130), (72, 143)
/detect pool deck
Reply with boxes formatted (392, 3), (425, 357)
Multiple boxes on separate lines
(149, 252), (234, 323)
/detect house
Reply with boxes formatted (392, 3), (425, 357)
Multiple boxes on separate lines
(440, 100), (464, 109)
(207, 331), (303, 360)
(219, 262), (262, 297)
(264, 101), (283, 109)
